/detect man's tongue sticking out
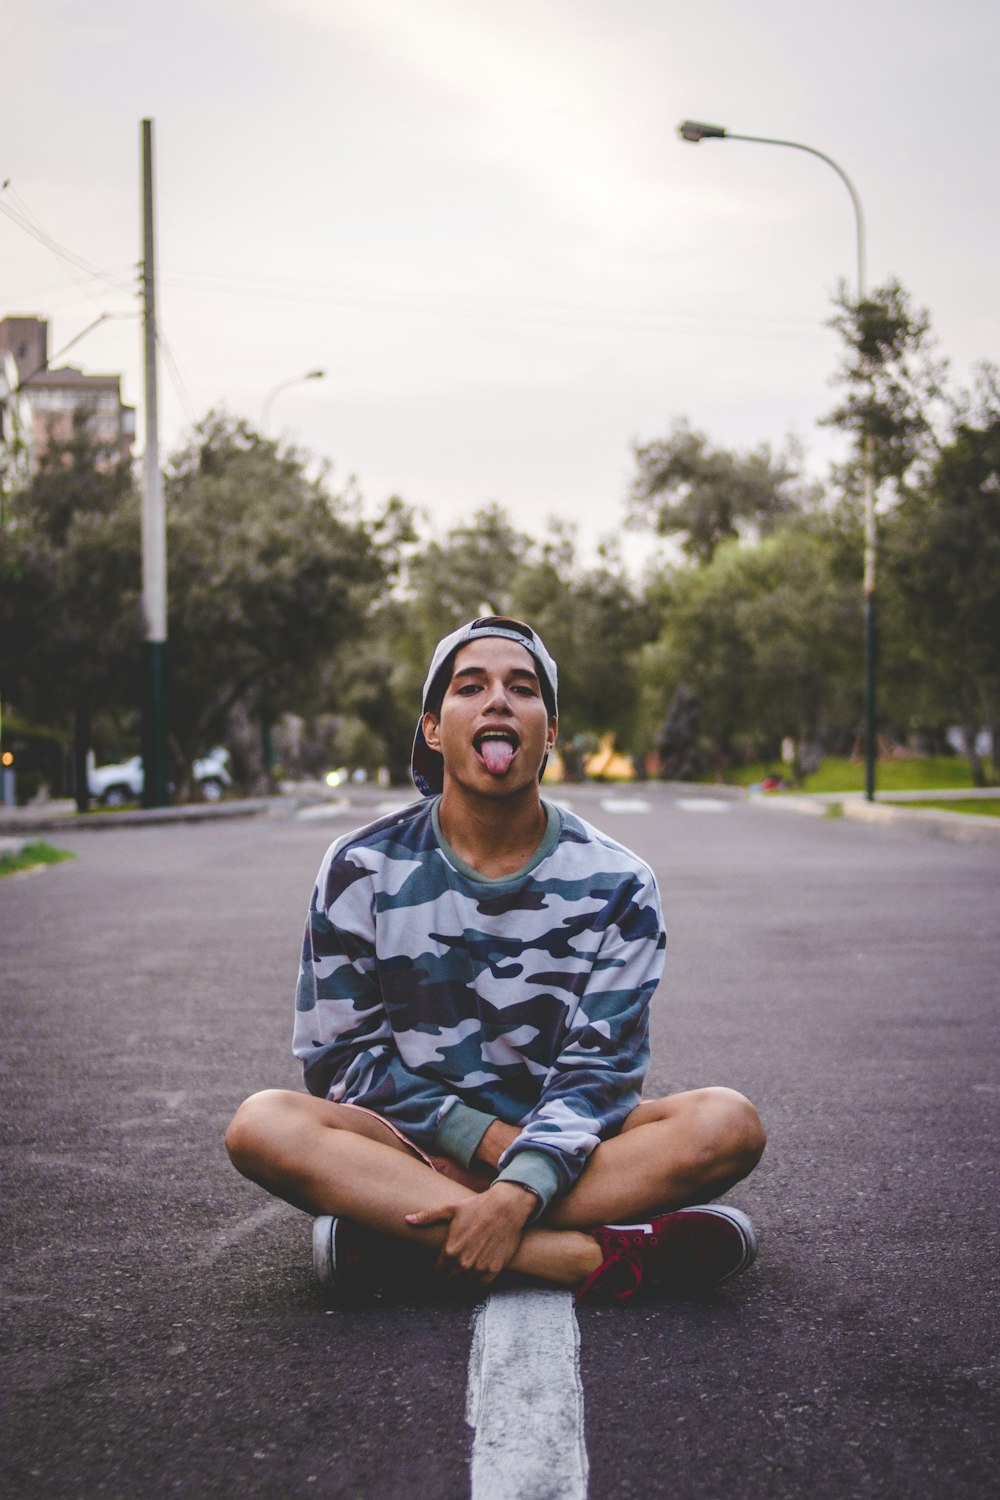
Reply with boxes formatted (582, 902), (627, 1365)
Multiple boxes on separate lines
(481, 738), (515, 775)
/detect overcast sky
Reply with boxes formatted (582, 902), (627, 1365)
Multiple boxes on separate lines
(3, 0), (998, 558)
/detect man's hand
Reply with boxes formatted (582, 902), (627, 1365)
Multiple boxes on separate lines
(405, 1182), (536, 1285)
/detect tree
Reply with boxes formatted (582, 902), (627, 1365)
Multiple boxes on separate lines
(884, 368), (1000, 781)
(0, 413), (141, 808)
(324, 503), (532, 782)
(637, 517), (861, 771)
(825, 278), (948, 496)
(627, 421), (815, 565)
(163, 413), (398, 785)
(403, 502), (532, 656)
(509, 524), (656, 753)
(344, 508), (657, 780)
(827, 282), (999, 779)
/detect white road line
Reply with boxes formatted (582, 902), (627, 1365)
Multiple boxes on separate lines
(194, 1201), (289, 1268)
(467, 1288), (588, 1500)
(599, 796), (650, 815)
(674, 798), (732, 813)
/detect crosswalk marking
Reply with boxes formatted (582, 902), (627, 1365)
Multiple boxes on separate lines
(599, 796), (651, 815)
(467, 1289), (588, 1500)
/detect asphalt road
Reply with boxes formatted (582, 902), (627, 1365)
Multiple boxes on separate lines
(2, 786), (998, 1499)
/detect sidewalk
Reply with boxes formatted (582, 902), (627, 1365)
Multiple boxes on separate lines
(0, 783), (391, 836)
(0, 796), (275, 835)
(749, 786), (1000, 846)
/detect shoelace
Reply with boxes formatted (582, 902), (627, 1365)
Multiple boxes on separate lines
(576, 1245), (645, 1303)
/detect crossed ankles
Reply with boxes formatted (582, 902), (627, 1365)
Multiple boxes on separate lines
(313, 1205), (758, 1305)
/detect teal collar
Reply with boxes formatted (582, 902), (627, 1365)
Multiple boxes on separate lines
(431, 798), (561, 885)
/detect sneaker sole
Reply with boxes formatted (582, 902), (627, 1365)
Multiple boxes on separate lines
(312, 1214), (336, 1288)
(678, 1204), (758, 1283)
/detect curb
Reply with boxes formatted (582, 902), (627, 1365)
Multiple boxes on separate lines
(747, 793), (829, 817)
(840, 799), (1000, 846)
(0, 798), (274, 835)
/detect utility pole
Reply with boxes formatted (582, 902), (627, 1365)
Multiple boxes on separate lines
(140, 118), (169, 806)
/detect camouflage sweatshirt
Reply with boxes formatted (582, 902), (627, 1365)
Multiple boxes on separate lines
(293, 797), (667, 1212)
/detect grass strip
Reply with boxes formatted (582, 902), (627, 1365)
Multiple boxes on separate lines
(0, 841), (76, 877)
(714, 756), (987, 793)
(903, 799), (1000, 818)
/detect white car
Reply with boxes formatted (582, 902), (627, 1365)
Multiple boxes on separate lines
(87, 747), (232, 806)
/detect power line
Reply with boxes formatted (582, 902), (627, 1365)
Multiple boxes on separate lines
(0, 183), (831, 346)
(155, 330), (200, 426)
(161, 262), (824, 326)
(0, 184), (135, 298)
(0, 183), (202, 434)
(156, 267), (833, 343)
(0, 271), (138, 316)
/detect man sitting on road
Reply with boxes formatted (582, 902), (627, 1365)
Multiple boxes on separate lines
(226, 617), (765, 1302)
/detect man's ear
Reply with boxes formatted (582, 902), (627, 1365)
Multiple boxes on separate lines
(422, 711), (441, 751)
(546, 715), (558, 751)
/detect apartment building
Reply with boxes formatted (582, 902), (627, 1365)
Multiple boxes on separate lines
(0, 315), (135, 473)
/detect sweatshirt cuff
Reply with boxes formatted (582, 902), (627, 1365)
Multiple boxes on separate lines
(494, 1149), (563, 1218)
(434, 1101), (497, 1168)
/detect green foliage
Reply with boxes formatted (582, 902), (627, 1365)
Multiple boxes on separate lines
(163, 412), (396, 772)
(402, 502), (531, 658)
(508, 525), (656, 751)
(628, 282), (998, 780)
(340, 507), (657, 774)
(882, 366), (1000, 763)
(627, 420), (815, 564)
(334, 504), (532, 779)
(329, 596), (422, 783)
(637, 517), (860, 765)
(0, 413), (141, 728)
(0, 840), (74, 877)
(2, 277), (995, 795)
(825, 278), (948, 493)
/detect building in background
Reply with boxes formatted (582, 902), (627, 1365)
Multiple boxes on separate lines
(0, 315), (135, 474)
(0, 346), (32, 494)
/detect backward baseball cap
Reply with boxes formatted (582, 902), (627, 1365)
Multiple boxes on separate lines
(410, 616), (559, 798)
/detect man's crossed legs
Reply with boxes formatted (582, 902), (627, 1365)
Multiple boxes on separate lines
(225, 1087), (765, 1301)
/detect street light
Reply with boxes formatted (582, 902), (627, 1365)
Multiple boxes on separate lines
(260, 369), (325, 432)
(678, 120), (878, 801)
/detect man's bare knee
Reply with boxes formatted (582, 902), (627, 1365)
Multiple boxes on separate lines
(225, 1088), (304, 1174)
(692, 1086), (766, 1172)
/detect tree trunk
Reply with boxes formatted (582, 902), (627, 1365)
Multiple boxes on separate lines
(260, 717), (276, 794)
(975, 680), (999, 786)
(959, 687), (985, 788)
(73, 702), (91, 813)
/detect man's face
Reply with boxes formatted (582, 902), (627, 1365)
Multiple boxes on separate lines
(423, 636), (556, 798)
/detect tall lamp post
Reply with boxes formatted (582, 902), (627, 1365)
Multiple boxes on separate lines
(678, 120), (877, 801)
(260, 369), (325, 433)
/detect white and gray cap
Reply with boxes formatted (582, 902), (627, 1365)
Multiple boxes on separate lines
(410, 616), (559, 798)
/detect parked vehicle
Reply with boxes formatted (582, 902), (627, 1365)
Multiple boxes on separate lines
(192, 747), (232, 801)
(87, 747), (232, 806)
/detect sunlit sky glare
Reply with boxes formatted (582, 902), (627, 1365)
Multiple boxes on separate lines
(3, 0), (998, 560)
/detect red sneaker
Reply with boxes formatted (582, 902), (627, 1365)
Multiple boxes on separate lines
(576, 1205), (758, 1303)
